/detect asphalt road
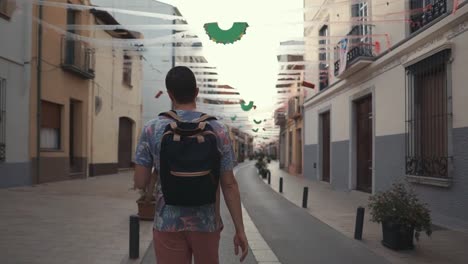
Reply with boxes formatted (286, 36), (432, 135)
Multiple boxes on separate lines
(236, 164), (390, 264)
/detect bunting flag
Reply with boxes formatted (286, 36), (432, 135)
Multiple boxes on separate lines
(254, 119), (262, 125)
(231, 115), (237, 121)
(252, 128), (259, 133)
(155, 91), (163, 98)
(204, 22), (249, 44)
(302, 81), (315, 89)
(240, 101), (255, 111)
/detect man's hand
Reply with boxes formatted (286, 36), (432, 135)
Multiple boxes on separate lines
(234, 231), (248, 262)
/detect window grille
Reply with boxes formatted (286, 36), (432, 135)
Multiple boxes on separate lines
(405, 49), (451, 178)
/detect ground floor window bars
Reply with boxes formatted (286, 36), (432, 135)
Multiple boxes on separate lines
(405, 49), (452, 178)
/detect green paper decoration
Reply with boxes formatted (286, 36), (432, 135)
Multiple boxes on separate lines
(240, 101), (254, 111)
(204, 22), (249, 44)
(253, 119), (262, 125)
(231, 115), (237, 121)
(252, 128), (259, 133)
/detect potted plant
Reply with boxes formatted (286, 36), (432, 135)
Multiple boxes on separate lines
(136, 172), (157, 221)
(255, 156), (269, 179)
(368, 182), (432, 250)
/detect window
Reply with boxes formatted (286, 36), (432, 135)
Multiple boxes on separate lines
(319, 25), (329, 90)
(405, 50), (451, 178)
(123, 54), (132, 86)
(41, 101), (62, 150)
(0, 78), (6, 162)
(351, 2), (371, 48)
(65, 8), (77, 65)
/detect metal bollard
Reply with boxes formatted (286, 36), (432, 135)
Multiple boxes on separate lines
(129, 215), (140, 259)
(279, 177), (283, 193)
(267, 171), (271, 185)
(302, 187), (309, 208)
(354, 207), (365, 240)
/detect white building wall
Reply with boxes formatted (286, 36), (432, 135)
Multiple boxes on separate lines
(92, 0), (176, 124)
(0, 0), (33, 187)
(303, 3), (468, 227)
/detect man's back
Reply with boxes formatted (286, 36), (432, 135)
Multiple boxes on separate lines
(135, 110), (236, 232)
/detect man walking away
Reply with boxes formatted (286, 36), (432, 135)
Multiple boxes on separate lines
(134, 66), (248, 264)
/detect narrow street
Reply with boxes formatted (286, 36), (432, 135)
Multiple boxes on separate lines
(143, 162), (388, 264)
(235, 163), (389, 264)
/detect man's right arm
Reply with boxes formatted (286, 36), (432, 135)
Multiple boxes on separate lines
(220, 170), (248, 262)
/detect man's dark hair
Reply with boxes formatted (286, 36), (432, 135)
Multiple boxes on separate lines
(165, 66), (197, 104)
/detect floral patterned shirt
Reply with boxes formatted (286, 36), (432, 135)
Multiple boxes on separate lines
(134, 110), (236, 232)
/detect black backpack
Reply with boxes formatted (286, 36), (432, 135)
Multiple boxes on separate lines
(158, 111), (221, 207)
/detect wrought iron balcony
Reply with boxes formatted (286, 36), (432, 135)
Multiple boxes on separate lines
(275, 111), (286, 126)
(61, 36), (95, 79)
(334, 25), (375, 78)
(410, 0), (447, 33)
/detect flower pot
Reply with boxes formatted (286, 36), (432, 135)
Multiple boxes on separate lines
(137, 199), (156, 221)
(381, 221), (415, 250)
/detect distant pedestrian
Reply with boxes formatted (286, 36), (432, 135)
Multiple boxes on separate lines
(134, 66), (248, 264)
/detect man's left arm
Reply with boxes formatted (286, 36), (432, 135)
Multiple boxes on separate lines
(134, 125), (154, 189)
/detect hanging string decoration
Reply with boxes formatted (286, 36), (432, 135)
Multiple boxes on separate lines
(254, 119), (262, 125)
(240, 101), (255, 111)
(252, 128), (259, 133)
(231, 115), (237, 121)
(204, 22), (249, 44)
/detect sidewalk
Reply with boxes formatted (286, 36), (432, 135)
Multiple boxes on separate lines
(0, 171), (153, 264)
(264, 161), (468, 264)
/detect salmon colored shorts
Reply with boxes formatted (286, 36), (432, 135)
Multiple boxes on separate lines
(153, 229), (221, 264)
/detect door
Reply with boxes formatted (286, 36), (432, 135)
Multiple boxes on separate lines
(118, 117), (133, 168)
(69, 100), (83, 174)
(296, 128), (302, 174)
(321, 112), (331, 182)
(356, 96), (373, 193)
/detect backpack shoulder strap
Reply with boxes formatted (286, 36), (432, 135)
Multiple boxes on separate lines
(159, 110), (183, 122)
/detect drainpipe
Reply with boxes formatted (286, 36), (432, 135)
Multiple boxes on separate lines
(35, 3), (43, 185)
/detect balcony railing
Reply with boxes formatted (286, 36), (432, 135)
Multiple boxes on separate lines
(275, 111), (286, 126)
(61, 36), (95, 79)
(334, 25), (375, 77)
(410, 0), (447, 33)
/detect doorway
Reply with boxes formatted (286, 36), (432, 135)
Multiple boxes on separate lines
(69, 100), (83, 174)
(118, 117), (133, 169)
(320, 112), (331, 182)
(355, 96), (373, 193)
(296, 128), (302, 174)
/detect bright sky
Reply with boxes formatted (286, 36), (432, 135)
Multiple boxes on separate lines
(166, 0), (304, 113)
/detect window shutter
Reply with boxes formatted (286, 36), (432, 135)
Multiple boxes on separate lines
(41, 101), (61, 129)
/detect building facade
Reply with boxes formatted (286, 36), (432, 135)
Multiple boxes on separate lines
(92, 0), (179, 123)
(0, 0), (33, 187)
(277, 46), (305, 176)
(29, 0), (95, 183)
(303, 0), (468, 227)
(88, 10), (143, 176)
